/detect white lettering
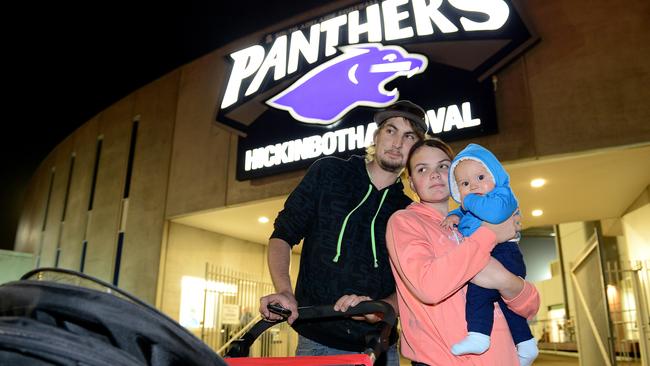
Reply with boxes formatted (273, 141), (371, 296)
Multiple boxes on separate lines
(242, 102), (483, 172)
(304, 135), (322, 158)
(244, 123), (378, 171)
(448, 0), (510, 31)
(320, 15), (348, 57)
(461, 102), (480, 127)
(322, 132), (337, 155)
(245, 35), (288, 97)
(350, 125), (366, 150)
(287, 24), (321, 74)
(245, 150), (253, 171)
(427, 102), (481, 133)
(222, 1), (512, 109)
(290, 138), (302, 162)
(365, 123), (378, 146)
(263, 145), (275, 167)
(348, 4), (383, 44)
(335, 128), (349, 152)
(221, 45), (265, 109)
(427, 107), (447, 134)
(253, 147), (266, 170)
(444, 104), (463, 131)
(278, 142), (290, 164)
(382, 0), (414, 41)
(412, 0), (459, 35)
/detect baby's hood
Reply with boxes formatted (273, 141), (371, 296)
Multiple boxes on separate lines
(449, 143), (510, 203)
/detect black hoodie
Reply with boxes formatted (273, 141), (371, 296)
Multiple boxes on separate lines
(271, 155), (412, 351)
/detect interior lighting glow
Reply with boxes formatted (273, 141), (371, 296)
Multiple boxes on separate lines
(530, 178), (546, 188)
(531, 209), (543, 217)
(179, 276), (238, 329)
(258, 216), (270, 224)
(607, 284), (618, 301)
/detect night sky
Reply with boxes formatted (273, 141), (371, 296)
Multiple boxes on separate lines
(1, 1), (326, 250)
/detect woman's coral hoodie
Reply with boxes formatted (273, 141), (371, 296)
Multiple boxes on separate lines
(386, 202), (540, 365)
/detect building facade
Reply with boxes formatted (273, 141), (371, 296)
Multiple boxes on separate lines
(13, 0), (650, 361)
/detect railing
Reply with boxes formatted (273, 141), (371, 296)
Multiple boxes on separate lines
(201, 263), (296, 357)
(605, 260), (649, 364)
(217, 313), (262, 356)
(529, 317), (577, 352)
(530, 259), (649, 365)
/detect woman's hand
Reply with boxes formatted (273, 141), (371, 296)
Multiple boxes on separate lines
(441, 215), (460, 231)
(471, 258), (525, 300)
(334, 294), (382, 323)
(481, 211), (521, 242)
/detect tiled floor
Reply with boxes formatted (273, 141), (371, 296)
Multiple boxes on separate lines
(534, 353), (643, 366)
(399, 353), (644, 365)
(534, 353), (579, 365)
(399, 352), (580, 365)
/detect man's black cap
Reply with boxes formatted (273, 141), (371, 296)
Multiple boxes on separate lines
(373, 100), (428, 134)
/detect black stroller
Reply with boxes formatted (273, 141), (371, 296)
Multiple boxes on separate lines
(0, 268), (395, 366)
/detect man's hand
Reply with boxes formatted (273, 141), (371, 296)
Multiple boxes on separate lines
(259, 292), (298, 325)
(441, 215), (460, 231)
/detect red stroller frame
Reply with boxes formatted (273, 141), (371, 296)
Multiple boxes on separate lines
(225, 301), (396, 366)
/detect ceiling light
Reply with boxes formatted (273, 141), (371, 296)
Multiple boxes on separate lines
(258, 216), (270, 223)
(530, 178), (546, 188)
(531, 209), (543, 217)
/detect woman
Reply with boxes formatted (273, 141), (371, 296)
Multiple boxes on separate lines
(386, 138), (539, 366)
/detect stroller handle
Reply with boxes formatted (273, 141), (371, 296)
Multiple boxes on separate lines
(296, 300), (396, 326)
(225, 300), (396, 360)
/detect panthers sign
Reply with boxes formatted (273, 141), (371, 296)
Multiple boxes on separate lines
(217, 0), (537, 180)
(267, 44), (427, 125)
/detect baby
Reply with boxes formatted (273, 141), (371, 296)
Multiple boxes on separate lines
(442, 143), (538, 366)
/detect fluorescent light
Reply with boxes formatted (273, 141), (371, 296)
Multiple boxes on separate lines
(258, 216), (270, 223)
(530, 178), (546, 188)
(532, 209), (543, 217)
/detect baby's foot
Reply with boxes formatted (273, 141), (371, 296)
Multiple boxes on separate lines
(516, 338), (539, 366)
(451, 332), (490, 355)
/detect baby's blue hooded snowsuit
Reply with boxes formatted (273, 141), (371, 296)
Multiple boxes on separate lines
(448, 143), (533, 345)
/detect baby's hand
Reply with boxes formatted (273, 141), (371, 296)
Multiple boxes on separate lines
(441, 215), (460, 230)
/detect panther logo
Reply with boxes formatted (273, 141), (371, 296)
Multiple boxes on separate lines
(266, 44), (428, 125)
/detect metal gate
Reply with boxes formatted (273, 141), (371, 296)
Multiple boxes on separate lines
(199, 263), (295, 357)
(571, 232), (617, 366)
(605, 260), (650, 365)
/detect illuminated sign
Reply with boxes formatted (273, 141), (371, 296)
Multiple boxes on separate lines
(215, 0), (538, 180)
(221, 0), (511, 111)
(243, 100), (481, 173)
(245, 122), (377, 172)
(267, 44), (427, 125)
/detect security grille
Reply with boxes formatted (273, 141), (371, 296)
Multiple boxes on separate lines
(200, 263), (295, 357)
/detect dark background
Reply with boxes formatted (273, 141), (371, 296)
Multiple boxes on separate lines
(1, 1), (326, 250)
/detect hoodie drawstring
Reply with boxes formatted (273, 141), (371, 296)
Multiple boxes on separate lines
(332, 185), (389, 268)
(333, 184), (373, 263)
(370, 189), (389, 268)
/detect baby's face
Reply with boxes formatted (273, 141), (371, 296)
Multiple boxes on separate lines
(455, 160), (495, 201)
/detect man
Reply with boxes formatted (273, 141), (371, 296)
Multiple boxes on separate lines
(259, 100), (428, 365)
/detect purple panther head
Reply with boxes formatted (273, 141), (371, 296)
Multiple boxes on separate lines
(267, 44), (428, 125)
